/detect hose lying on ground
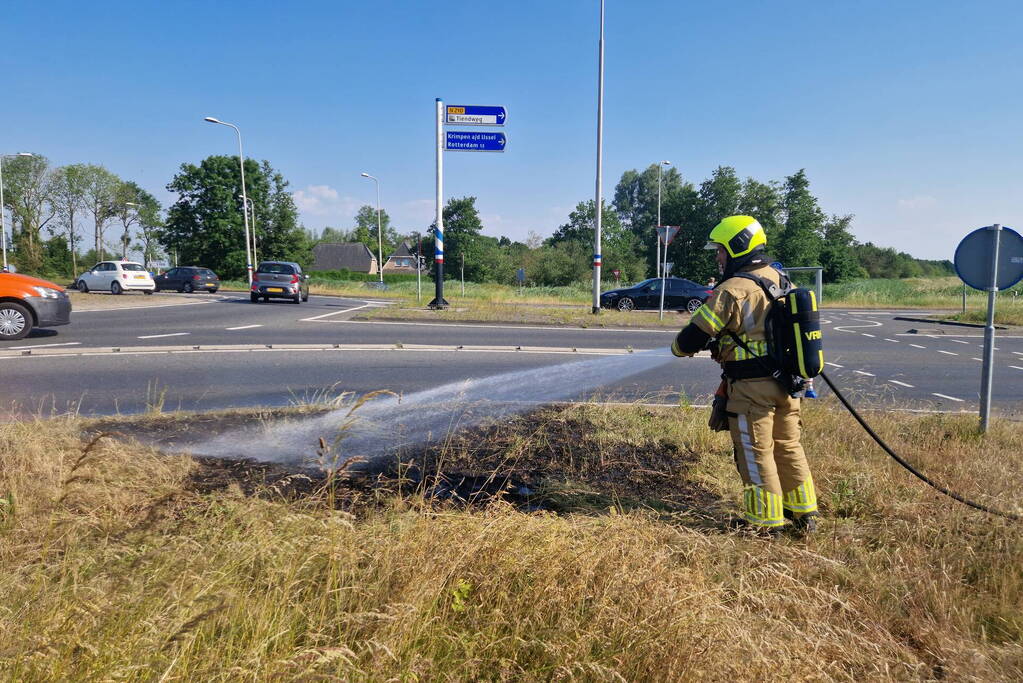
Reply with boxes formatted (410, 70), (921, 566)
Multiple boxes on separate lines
(819, 371), (1021, 522)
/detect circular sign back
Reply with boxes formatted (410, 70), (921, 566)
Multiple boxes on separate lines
(954, 225), (1023, 291)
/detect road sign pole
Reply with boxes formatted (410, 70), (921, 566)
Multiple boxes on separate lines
(658, 230), (670, 320)
(979, 223), (1002, 432)
(430, 98), (448, 309)
(591, 0), (605, 315)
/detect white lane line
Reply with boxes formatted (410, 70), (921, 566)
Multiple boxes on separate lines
(972, 357), (982, 361)
(853, 370), (875, 376)
(300, 304), (373, 321)
(937, 350), (958, 356)
(861, 333), (876, 338)
(1010, 366), (1023, 371)
(950, 340), (969, 344)
(137, 332), (190, 339)
(324, 319), (677, 334)
(825, 362), (844, 368)
(909, 344), (926, 349)
(932, 393), (964, 402)
(884, 338), (900, 343)
(226, 324), (263, 331)
(888, 380), (914, 388)
(1014, 351), (1023, 356)
(7, 341), (82, 350)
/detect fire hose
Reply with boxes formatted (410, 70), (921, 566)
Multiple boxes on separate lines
(819, 371), (1020, 522)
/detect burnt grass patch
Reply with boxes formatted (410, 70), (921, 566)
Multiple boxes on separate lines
(99, 404), (726, 519)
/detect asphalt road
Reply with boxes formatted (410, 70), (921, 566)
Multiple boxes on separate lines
(2, 291), (1021, 418)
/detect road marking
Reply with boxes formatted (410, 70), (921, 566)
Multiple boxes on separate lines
(853, 370), (875, 376)
(137, 332), (190, 339)
(937, 350), (958, 356)
(972, 357), (982, 361)
(950, 340), (969, 344)
(861, 333), (876, 338)
(7, 341), (82, 350)
(1010, 366), (1023, 371)
(932, 393), (964, 402)
(888, 380), (914, 388)
(320, 319), (677, 334)
(72, 298), (222, 313)
(1014, 351), (1023, 357)
(300, 304), (374, 321)
(226, 324), (263, 331)
(884, 338), (900, 343)
(909, 344), (926, 349)
(825, 362), (843, 368)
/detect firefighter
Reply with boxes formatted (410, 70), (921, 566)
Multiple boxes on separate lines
(671, 215), (819, 535)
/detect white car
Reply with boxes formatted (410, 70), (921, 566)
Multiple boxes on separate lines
(76, 261), (156, 295)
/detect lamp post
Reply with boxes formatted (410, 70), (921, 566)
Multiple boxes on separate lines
(591, 0), (605, 314)
(656, 160), (671, 278)
(240, 195), (258, 266)
(0, 152), (34, 271)
(204, 117), (253, 285)
(360, 172), (384, 284)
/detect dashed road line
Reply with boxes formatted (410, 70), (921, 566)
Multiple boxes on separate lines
(226, 324), (263, 331)
(950, 340), (969, 344)
(932, 393), (964, 402)
(853, 370), (875, 376)
(972, 357), (982, 361)
(861, 333), (876, 338)
(7, 341), (82, 350)
(889, 380), (914, 388)
(300, 304), (374, 321)
(137, 332), (190, 339)
(937, 350), (958, 356)
(884, 338), (900, 343)
(1010, 366), (1023, 371)
(909, 344), (926, 349)
(825, 362), (843, 368)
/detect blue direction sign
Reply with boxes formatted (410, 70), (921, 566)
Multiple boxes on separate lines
(445, 105), (507, 126)
(445, 131), (506, 152)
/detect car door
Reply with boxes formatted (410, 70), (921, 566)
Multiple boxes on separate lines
(638, 279), (661, 309)
(665, 279), (685, 310)
(103, 263), (119, 289)
(83, 263), (103, 288)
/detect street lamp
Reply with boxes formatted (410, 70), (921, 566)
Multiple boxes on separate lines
(656, 160), (671, 278)
(204, 116), (254, 285)
(0, 152), (34, 271)
(360, 172), (384, 284)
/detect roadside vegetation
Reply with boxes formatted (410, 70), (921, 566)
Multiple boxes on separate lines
(2, 401), (1021, 679)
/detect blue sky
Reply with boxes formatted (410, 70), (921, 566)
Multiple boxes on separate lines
(3, 1), (1021, 261)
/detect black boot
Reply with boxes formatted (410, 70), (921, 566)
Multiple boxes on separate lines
(784, 510), (818, 535)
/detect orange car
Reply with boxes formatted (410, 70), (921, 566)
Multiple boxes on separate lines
(0, 271), (72, 341)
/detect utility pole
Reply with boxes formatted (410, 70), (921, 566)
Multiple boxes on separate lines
(591, 0), (605, 314)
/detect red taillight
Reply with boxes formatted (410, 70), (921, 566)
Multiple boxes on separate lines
(290, 274), (299, 284)
(193, 275), (201, 280)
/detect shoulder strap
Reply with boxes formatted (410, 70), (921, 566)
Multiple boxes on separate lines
(729, 271), (788, 301)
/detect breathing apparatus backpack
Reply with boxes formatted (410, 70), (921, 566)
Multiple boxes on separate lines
(727, 272), (824, 394)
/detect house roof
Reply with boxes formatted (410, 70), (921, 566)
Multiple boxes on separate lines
(386, 241), (414, 259)
(311, 243), (376, 271)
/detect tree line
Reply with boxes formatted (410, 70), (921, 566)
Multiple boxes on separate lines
(1, 154), (950, 284)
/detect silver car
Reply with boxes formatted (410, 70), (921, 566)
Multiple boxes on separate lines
(250, 261), (310, 303)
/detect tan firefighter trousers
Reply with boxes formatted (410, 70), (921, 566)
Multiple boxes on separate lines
(726, 377), (818, 528)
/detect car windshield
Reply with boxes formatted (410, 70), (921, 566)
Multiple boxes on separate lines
(257, 263), (295, 275)
(121, 263), (146, 271)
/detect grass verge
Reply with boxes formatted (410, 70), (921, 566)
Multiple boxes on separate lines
(2, 401), (1022, 679)
(66, 290), (214, 311)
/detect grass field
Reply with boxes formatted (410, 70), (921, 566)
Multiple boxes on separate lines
(2, 401), (1021, 679)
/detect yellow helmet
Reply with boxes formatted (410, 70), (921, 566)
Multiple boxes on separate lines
(705, 215), (767, 258)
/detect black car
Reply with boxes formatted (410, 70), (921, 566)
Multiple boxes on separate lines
(154, 266), (220, 293)
(600, 277), (712, 313)
(250, 261), (310, 303)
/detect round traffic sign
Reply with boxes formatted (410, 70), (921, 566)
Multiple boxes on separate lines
(954, 225), (1023, 291)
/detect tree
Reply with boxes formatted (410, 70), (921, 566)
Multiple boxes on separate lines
(2, 154), (55, 271)
(80, 165), (120, 262)
(775, 169), (824, 268)
(112, 181), (148, 259)
(549, 200), (645, 283)
(818, 214), (861, 282)
(47, 164), (89, 275)
(613, 164), (686, 274)
(352, 204), (398, 260)
(164, 156), (307, 278)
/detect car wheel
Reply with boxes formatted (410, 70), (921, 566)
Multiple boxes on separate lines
(0, 302), (31, 341)
(210, 288), (218, 294)
(250, 293), (259, 303)
(111, 281), (122, 295)
(77, 280), (89, 293)
(293, 292), (302, 304)
(686, 298), (703, 314)
(301, 292), (309, 302)
(143, 290), (153, 296)
(617, 297), (635, 312)
(183, 282), (193, 293)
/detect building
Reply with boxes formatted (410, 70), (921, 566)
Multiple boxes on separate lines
(310, 243), (378, 274)
(381, 241), (425, 274)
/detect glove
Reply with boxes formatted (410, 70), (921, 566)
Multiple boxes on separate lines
(708, 395), (730, 432)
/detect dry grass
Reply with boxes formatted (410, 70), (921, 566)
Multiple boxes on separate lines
(2, 403), (1022, 680)
(66, 290), (212, 311)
